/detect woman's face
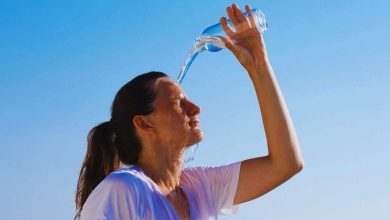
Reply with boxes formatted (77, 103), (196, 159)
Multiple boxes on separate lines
(148, 77), (203, 148)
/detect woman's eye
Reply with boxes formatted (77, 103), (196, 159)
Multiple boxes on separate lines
(174, 96), (186, 107)
(175, 98), (181, 105)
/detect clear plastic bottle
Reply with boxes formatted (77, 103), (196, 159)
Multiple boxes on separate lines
(177, 8), (267, 84)
(198, 8), (267, 52)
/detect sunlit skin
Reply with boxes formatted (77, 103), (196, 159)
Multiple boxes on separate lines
(132, 3), (303, 220)
(133, 77), (202, 219)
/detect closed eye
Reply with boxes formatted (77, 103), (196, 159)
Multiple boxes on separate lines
(173, 94), (187, 106)
(174, 97), (182, 106)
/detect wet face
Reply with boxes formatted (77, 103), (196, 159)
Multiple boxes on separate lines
(148, 77), (203, 149)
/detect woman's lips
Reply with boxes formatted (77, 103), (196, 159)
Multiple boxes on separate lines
(189, 120), (200, 127)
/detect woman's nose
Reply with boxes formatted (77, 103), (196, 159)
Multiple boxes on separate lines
(187, 100), (201, 116)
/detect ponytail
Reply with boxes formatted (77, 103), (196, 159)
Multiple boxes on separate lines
(75, 121), (120, 218)
(74, 71), (168, 219)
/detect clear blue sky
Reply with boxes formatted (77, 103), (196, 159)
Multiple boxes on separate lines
(1, 0), (389, 219)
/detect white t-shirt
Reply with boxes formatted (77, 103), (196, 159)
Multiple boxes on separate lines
(80, 162), (241, 220)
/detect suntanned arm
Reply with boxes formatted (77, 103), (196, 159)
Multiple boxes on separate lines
(233, 57), (304, 205)
(220, 4), (304, 205)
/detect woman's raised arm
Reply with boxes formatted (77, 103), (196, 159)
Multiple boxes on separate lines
(220, 3), (304, 205)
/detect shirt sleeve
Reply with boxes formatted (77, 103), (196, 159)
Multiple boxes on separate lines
(80, 172), (142, 220)
(204, 161), (241, 215)
(182, 161), (241, 216)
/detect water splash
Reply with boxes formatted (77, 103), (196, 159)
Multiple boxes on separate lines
(176, 36), (225, 84)
(184, 143), (199, 166)
(177, 49), (199, 85)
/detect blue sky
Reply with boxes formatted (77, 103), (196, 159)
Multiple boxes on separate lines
(0, 0), (389, 219)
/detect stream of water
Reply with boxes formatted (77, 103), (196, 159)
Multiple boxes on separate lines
(176, 36), (225, 84)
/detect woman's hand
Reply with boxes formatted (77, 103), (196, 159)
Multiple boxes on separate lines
(220, 4), (269, 73)
(219, 5), (304, 207)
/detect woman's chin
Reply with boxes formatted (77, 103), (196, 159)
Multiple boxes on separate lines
(185, 131), (204, 148)
(194, 128), (204, 142)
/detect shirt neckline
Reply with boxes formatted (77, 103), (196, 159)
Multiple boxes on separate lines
(123, 164), (193, 220)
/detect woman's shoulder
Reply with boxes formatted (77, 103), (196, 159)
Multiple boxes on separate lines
(182, 162), (241, 177)
(180, 162), (241, 188)
(98, 165), (152, 192)
(81, 166), (151, 219)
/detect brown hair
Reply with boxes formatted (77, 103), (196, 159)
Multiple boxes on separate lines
(74, 71), (168, 218)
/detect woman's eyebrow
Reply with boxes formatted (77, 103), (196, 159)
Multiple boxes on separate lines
(170, 93), (183, 99)
(176, 93), (186, 98)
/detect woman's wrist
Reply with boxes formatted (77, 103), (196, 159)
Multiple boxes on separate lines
(247, 56), (272, 79)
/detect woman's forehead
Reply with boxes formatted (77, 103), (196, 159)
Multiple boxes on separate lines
(155, 77), (184, 97)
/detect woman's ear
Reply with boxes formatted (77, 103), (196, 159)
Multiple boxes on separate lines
(133, 115), (155, 132)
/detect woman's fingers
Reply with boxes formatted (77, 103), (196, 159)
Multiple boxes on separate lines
(232, 4), (247, 24)
(245, 5), (256, 28)
(220, 37), (233, 48)
(220, 37), (239, 57)
(226, 4), (251, 33)
(220, 17), (235, 37)
(226, 6), (240, 31)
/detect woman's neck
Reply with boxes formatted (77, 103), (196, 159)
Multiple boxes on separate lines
(138, 144), (185, 195)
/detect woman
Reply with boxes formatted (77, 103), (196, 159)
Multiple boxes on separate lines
(75, 4), (304, 220)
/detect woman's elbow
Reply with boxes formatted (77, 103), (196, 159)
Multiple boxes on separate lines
(277, 160), (304, 178)
(291, 160), (304, 174)
(283, 158), (304, 175)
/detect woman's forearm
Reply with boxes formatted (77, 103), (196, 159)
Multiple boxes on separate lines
(248, 60), (304, 174)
